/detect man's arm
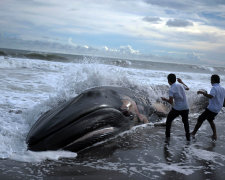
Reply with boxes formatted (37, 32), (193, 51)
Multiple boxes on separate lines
(161, 96), (173, 105)
(177, 78), (189, 90)
(197, 91), (213, 99)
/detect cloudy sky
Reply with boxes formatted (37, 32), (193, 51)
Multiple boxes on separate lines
(1, 0), (225, 66)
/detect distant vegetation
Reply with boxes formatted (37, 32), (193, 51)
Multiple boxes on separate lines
(0, 50), (6, 56)
(26, 53), (67, 61)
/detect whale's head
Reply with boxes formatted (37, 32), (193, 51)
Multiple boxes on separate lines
(26, 86), (148, 152)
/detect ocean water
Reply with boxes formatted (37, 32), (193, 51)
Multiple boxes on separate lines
(1, 49), (225, 180)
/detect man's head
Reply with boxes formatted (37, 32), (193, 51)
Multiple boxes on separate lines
(167, 73), (176, 85)
(211, 74), (220, 84)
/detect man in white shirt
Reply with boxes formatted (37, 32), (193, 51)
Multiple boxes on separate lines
(191, 74), (225, 141)
(161, 73), (190, 141)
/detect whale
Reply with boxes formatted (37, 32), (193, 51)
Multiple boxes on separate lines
(26, 86), (166, 152)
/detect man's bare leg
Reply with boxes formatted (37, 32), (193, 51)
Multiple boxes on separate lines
(208, 120), (217, 141)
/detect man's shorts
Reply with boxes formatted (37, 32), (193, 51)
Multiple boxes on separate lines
(199, 108), (218, 122)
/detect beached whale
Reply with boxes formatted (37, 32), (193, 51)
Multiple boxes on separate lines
(26, 86), (167, 152)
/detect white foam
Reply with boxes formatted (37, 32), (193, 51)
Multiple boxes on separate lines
(77, 159), (202, 176)
(10, 150), (77, 163)
(189, 146), (225, 166)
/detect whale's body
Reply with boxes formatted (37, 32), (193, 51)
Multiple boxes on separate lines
(26, 86), (152, 152)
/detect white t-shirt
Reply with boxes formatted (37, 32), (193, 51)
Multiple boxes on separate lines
(169, 83), (189, 111)
(208, 83), (225, 113)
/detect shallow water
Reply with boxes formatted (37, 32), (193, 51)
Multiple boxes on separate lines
(0, 53), (225, 179)
(1, 117), (225, 180)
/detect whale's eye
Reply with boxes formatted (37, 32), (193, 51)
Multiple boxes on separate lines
(121, 109), (130, 116)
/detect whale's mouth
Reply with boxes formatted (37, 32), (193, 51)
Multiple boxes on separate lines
(70, 127), (116, 144)
(27, 107), (128, 152)
(63, 126), (119, 152)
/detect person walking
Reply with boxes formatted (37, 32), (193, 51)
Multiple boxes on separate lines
(191, 74), (225, 141)
(161, 73), (190, 141)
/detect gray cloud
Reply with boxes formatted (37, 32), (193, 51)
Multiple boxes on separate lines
(144, 0), (190, 10)
(143, 16), (162, 23)
(143, 0), (225, 30)
(144, 0), (225, 10)
(166, 19), (193, 27)
(198, 0), (225, 6)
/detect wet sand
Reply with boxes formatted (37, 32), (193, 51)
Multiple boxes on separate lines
(1, 112), (225, 180)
